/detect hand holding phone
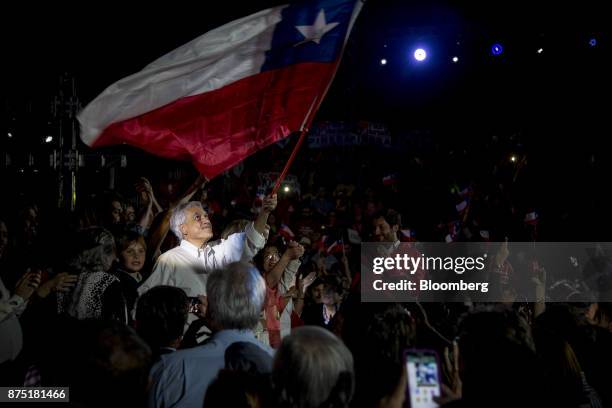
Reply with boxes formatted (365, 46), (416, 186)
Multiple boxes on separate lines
(188, 295), (207, 319)
(188, 297), (200, 313)
(405, 349), (441, 408)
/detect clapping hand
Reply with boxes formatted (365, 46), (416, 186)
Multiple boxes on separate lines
(37, 272), (78, 299)
(14, 269), (42, 300)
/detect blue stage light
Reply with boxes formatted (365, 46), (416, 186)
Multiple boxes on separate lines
(413, 48), (427, 61)
(491, 43), (503, 56)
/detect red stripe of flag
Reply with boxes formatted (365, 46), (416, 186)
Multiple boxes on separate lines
(94, 63), (336, 179)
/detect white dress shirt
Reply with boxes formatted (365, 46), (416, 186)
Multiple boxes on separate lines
(138, 222), (265, 297)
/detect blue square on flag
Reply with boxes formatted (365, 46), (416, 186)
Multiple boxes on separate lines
(262, 0), (356, 71)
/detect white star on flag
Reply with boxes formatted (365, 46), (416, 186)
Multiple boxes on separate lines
(295, 9), (340, 45)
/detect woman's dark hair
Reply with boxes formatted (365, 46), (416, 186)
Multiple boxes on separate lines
(254, 244), (280, 273)
(65, 319), (152, 408)
(345, 303), (414, 408)
(532, 326), (587, 407)
(456, 306), (545, 407)
(320, 274), (346, 298)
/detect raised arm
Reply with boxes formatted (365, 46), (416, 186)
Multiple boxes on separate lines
(254, 194), (277, 236)
(266, 241), (304, 288)
(136, 177), (163, 215)
(214, 193), (277, 267)
(292, 271), (316, 317)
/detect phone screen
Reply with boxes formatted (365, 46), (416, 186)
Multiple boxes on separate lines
(188, 297), (200, 313)
(405, 349), (441, 408)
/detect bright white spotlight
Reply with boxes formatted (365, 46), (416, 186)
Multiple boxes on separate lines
(7, 132), (12, 138)
(452, 56), (459, 63)
(537, 48), (543, 54)
(414, 48), (427, 61)
(283, 186), (290, 192)
(380, 58), (387, 65)
(510, 155), (517, 163)
(45, 136), (53, 143)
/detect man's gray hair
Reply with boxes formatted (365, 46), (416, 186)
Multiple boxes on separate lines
(206, 262), (266, 330)
(169, 201), (204, 240)
(272, 326), (355, 408)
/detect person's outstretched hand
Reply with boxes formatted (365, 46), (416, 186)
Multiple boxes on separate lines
(262, 194), (278, 213)
(36, 272), (78, 299)
(14, 269), (42, 300)
(434, 342), (462, 405)
(494, 237), (510, 267)
(284, 241), (305, 260)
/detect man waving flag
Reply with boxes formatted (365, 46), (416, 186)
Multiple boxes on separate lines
(78, 0), (363, 179)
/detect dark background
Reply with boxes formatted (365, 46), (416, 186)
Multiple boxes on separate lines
(0, 0), (609, 239)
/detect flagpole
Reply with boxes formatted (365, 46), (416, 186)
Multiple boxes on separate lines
(271, 95), (319, 195)
(271, 1), (363, 196)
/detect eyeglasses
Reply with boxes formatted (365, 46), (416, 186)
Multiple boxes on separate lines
(264, 253), (280, 262)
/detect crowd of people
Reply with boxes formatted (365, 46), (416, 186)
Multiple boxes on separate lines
(1, 136), (612, 408)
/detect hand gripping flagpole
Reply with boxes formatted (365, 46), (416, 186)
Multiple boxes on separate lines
(271, 95), (319, 195)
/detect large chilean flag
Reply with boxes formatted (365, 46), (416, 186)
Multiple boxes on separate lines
(78, 0), (362, 179)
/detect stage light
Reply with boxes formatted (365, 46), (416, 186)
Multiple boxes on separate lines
(510, 155), (517, 163)
(452, 56), (459, 63)
(380, 58), (387, 65)
(45, 136), (53, 143)
(7, 132), (12, 138)
(414, 48), (427, 61)
(491, 43), (503, 56)
(589, 38), (597, 47)
(283, 186), (290, 192)
(414, 49), (427, 61)
(537, 48), (543, 54)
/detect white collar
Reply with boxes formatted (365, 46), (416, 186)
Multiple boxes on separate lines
(180, 239), (205, 258)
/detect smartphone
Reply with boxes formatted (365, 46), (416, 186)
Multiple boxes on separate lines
(404, 349), (441, 408)
(188, 297), (200, 313)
